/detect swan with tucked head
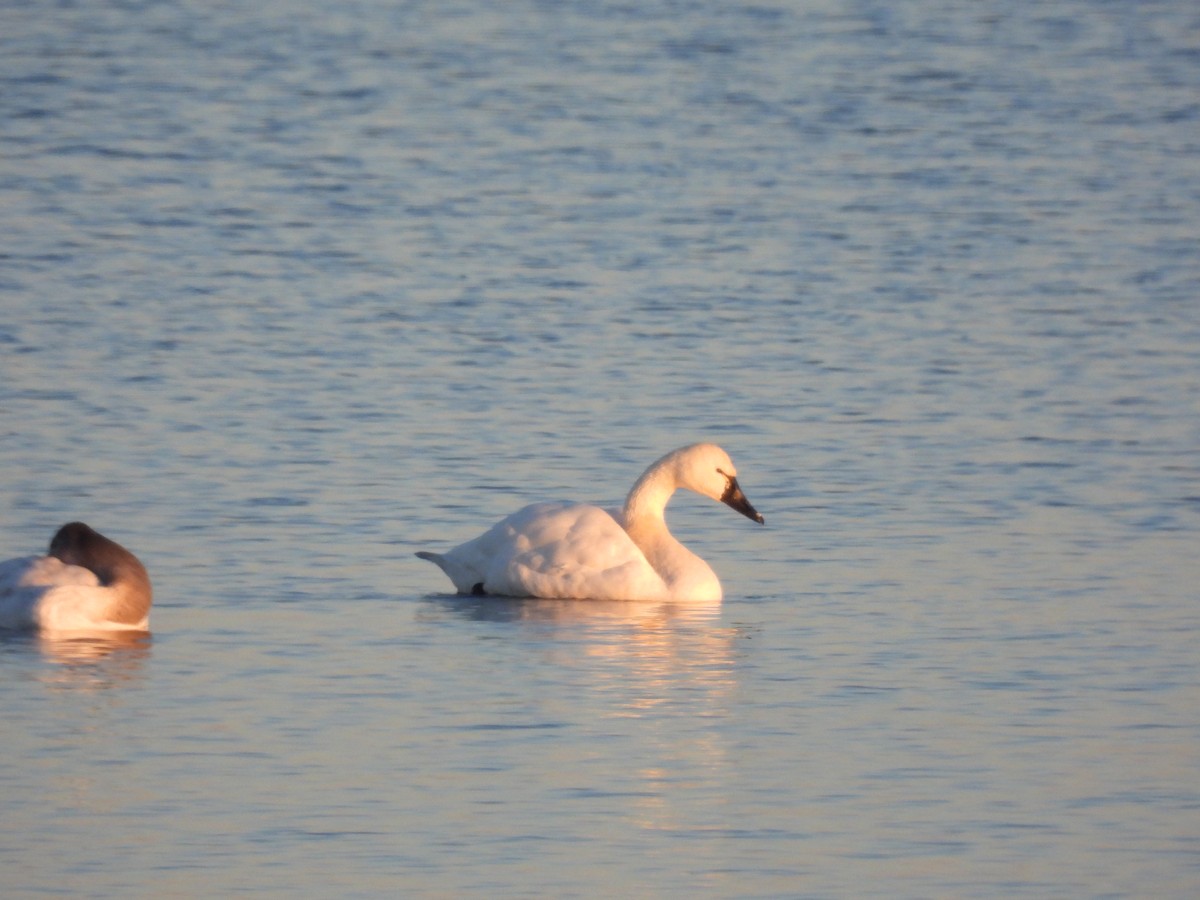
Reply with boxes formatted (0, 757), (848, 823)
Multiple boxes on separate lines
(0, 522), (153, 631)
(417, 443), (764, 601)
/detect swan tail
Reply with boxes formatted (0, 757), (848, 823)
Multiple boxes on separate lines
(416, 551), (485, 595)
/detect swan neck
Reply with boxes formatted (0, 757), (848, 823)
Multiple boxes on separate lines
(623, 465), (674, 528)
(112, 558), (153, 626)
(621, 454), (721, 600)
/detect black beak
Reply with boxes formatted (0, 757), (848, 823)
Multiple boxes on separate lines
(721, 477), (764, 524)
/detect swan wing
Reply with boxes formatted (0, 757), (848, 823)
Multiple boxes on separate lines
(486, 502), (668, 600)
(1, 555), (100, 589)
(0, 555), (138, 631)
(0, 556), (45, 628)
(424, 502), (669, 601)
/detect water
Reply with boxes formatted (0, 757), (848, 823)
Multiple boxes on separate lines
(2, 0), (1199, 895)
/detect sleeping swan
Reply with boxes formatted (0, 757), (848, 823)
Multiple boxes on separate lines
(417, 443), (764, 601)
(0, 522), (153, 631)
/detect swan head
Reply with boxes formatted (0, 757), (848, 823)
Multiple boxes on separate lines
(669, 443), (765, 524)
(48, 522), (136, 587)
(48, 521), (101, 559)
(718, 468), (765, 524)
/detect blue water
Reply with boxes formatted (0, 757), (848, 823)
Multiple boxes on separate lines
(2, 1), (1199, 896)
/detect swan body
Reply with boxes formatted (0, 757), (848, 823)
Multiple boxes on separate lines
(0, 522), (153, 632)
(417, 443), (763, 601)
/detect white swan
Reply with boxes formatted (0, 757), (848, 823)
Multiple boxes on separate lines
(417, 443), (764, 601)
(0, 522), (153, 632)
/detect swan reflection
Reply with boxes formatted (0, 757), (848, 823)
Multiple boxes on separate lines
(421, 594), (737, 716)
(425, 594), (722, 626)
(420, 593), (742, 838)
(10, 629), (153, 689)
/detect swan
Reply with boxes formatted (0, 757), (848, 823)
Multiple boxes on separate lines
(416, 443), (764, 601)
(0, 522), (153, 631)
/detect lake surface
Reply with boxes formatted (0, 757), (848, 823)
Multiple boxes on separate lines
(2, 0), (1199, 896)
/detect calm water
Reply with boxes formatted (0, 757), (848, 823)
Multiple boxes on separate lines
(2, 0), (1199, 896)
